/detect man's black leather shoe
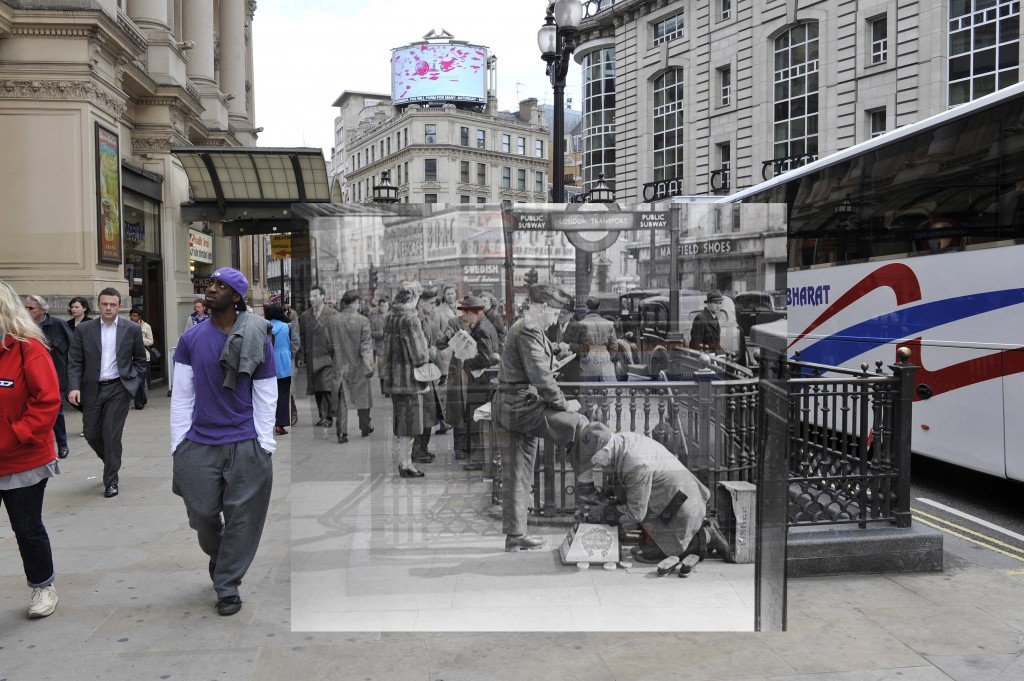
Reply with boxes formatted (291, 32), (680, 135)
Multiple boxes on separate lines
(505, 534), (546, 552)
(216, 595), (242, 616)
(57, 445), (69, 459)
(337, 434), (349, 444)
(361, 426), (374, 437)
(103, 485), (118, 498)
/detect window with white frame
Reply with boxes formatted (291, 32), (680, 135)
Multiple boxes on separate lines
(535, 140), (544, 158)
(425, 124), (437, 144)
(424, 158), (437, 182)
(869, 108), (887, 137)
(460, 126), (469, 146)
(720, 0), (731, 21)
(582, 47), (616, 190)
(460, 161), (470, 183)
(773, 22), (820, 168)
(653, 68), (685, 182)
(719, 66), (732, 106)
(517, 137), (526, 155)
(501, 166), (511, 188)
(949, 0), (1020, 105)
(517, 168), (527, 191)
(477, 163), (486, 184)
(425, 194), (438, 204)
(502, 134), (511, 153)
(460, 195), (470, 204)
(476, 196), (486, 203)
(535, 171), (544, 193)
(654, 11), (684, 45)
(870, 17), (888, 64)
(477, 130), (486, 148)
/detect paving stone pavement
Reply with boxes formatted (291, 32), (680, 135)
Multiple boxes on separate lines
(1, 386), (1023, 680)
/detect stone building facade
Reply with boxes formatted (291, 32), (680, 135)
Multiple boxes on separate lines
(575, 0), (1008, 202)
(0, 0), (262, 383)
(339, 96), (550, 205)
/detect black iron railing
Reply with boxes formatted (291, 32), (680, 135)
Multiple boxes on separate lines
(760, 153), (817, 181)
(761, 350), (917, 529)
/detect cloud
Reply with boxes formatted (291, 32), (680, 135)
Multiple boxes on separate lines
(252, 0), (582, 156)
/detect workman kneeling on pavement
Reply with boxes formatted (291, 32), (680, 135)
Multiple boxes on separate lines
(578, 422), (733, 573)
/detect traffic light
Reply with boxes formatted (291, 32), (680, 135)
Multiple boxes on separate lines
(369, 265), (379, 292)
(525, 268), (538, 286)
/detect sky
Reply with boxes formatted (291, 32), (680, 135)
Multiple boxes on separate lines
(252, 0), (584, 156)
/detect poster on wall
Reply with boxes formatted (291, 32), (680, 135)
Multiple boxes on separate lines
(95, 123), (123, 264)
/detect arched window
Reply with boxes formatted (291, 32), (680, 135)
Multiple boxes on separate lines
(582, 48), (617, 191)
(948, 0), (1020, 105)
(653, 68), (685, 182)
(773, 23), (819, 170)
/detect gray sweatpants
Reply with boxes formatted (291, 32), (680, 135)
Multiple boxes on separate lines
(171, 438), (273, 598)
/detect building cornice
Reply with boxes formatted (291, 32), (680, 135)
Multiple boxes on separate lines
(350, 106), (548, 149)
(0, 78), (127, 118)
(346, 145), (548, 182)
(6, 8), (148, 64)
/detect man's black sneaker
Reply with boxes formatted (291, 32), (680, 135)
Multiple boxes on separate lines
(216, 595), (242, 616)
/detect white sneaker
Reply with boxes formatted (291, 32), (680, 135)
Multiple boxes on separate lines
(28, 585), (58, 619)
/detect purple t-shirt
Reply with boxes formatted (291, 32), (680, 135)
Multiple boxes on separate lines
(173, 320), (276, 446)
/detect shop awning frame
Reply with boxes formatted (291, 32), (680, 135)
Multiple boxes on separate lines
(171, 147), (331, 231)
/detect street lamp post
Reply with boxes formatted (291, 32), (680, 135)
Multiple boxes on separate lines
(539, 1), (586, 299)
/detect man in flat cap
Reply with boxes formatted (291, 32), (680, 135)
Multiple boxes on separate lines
(493, 284), (589, 552)
(578, 422), (731, 572)
(326, 290), (375, 444)
(689, 290), (725, 354)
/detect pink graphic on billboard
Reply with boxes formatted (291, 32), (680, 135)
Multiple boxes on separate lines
(392, 43), (488, 104)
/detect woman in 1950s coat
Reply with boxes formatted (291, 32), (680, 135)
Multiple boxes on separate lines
(380, 288), (433, 478)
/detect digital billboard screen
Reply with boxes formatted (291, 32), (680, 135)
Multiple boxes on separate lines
(392, 43), (488, 105)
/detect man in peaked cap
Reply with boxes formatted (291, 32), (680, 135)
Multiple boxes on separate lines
(493, 284), (590, 552)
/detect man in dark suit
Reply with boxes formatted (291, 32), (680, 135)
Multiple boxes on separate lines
(68, 287), (148, 498)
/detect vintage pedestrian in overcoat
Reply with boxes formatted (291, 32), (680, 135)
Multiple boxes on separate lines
(326, 296), (374, 441)
(579, 298), (619, 382)
(299, 304), (338, 394)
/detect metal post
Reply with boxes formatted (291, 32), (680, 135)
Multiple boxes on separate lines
(890, 347), (917, 528)
(553, 81), (565, 203)
(501, 200), (514, 326)
(695, 363), (716, 500)
(668, 204), (682, 339)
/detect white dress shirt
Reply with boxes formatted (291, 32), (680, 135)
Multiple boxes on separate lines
(98, 316), (119, 381)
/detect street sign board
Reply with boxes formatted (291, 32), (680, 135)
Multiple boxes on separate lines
(509, 210), (670, 232)
(270, 234), (291, 259)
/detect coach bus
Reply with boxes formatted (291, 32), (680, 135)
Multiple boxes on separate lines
(723, 82), (1024, 481)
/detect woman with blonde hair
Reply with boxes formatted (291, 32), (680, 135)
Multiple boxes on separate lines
(0, 280), (63, 618)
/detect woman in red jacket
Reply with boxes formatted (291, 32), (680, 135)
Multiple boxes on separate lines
(0, 280), (62, 619)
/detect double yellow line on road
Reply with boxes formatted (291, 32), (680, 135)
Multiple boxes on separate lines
(912, 507), (1024, 571)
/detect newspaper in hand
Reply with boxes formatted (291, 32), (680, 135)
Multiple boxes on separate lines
(450, 328), (478, 361)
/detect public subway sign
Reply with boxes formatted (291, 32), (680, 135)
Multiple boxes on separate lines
(188, 229), (214, 263)
(510, 210), (668, 231)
